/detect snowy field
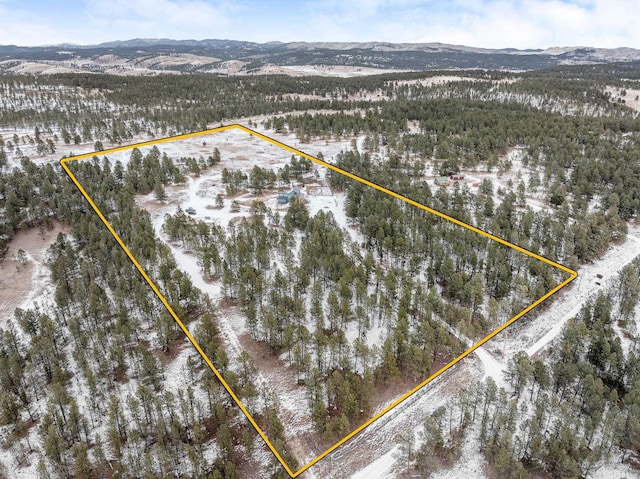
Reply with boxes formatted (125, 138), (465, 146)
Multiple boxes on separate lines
(4, 119), (640, 478)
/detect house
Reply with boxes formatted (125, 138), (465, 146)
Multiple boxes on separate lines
(277, 186), (302, 204)
(449, 173), (465, 181)
(434, 176), (451, 187)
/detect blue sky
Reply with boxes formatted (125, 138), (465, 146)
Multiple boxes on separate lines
(1, 0), (637, 49)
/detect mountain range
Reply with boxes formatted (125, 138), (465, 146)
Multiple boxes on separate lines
(1, 39), (639, 76)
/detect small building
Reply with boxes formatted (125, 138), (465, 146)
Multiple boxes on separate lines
(434, 176), (451, 187)
(472, 182), (481, 187)
(185, 207), (196, 215)
(277, 187), (302, 204)
(450, 173), (465, 181)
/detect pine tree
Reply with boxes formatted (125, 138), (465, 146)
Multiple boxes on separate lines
(153, 180), (167, 201)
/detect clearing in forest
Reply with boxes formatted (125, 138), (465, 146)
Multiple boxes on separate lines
(60, 124), (577, 478)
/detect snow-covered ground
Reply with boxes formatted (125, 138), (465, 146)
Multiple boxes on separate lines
(314, 361), (482, 479)
(122, 128), (509, 476)
(125, 129), (373, 463)
(7, 118), (640, 478)
(341, 224), (640, 479)
(520, 228), (640, 358)
(0, 224), (62, 323)
(109, 126), (611, 478)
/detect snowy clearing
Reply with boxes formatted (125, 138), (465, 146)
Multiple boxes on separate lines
(0, 222), (68, 322)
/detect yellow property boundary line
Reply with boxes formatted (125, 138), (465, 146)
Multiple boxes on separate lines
(60, 124), (577, 477)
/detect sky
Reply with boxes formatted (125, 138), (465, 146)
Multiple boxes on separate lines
(1, 0), (638, 49)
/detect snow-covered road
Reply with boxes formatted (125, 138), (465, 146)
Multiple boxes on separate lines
(525, 229), (640, 358)
(344, 227), (640, 479)
(439, 320), (506, 387)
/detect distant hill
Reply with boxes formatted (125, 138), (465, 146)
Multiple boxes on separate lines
(1, 39), (640, 76)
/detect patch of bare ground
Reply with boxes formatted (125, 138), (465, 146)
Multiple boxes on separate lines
(233, 321), (462, 474)
(236, 332), (320, 461)
(135, 184), (188, 214)
(0, 221), (69, 322)
(623, 451), (640, 472)
(233, 441), (274, 479)
(155, 335), (192, 365)
(605, 86), (640, 112)
(372, 350), (455, 411)
(315, 362), (477, 479)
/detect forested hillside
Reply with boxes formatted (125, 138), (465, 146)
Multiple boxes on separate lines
(0, 66), (640, 478)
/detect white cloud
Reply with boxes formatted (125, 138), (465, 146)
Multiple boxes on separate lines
(0, 0), (240, 45)
(84, 0), (242, 40)
(299, 0), (640, 48)
(0, 0), (638, 48)
(0, 3), (69, 45)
